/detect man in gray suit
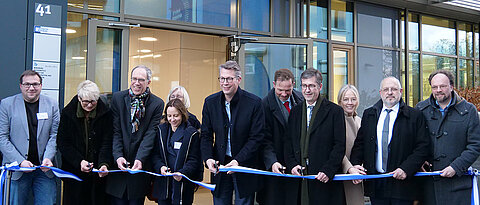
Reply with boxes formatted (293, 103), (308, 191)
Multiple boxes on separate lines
(0, 70), (59, 205)
(416, 69), (480, 205)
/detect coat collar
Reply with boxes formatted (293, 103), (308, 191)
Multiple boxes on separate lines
(63, 95), (109, 119)
(371, 98), (409, 119)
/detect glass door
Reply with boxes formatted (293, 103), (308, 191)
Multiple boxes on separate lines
(87, 19), (131, 98)
(238, 37), (313, 98)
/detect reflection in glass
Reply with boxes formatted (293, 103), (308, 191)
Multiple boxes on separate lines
(313, 42), (328, 96)
(408, 53), (420, 106)
(422, 55), (456, 100)
(243, 43), (306, 98)
(87, 0), (120, 13)
(125, 0), (236, 28)
(68, 0), (84, 9)
(408, 14), (419, 51)
(459, 59), (474, 89)
(475, 25), (479, 59)
(273, 0), (290, 35)
(331, 0), (353, 42)
(459, 23), (473, 57)
(333, 50), (348, 101)
(95, 28), (121, 94)
(421, 16), (456, 55)
(65, 12), (87, 103)
(242, 0), (270, 32)
(357, 2), (398, 48)
(309, 0), (327, 39)
(357, 47), (399, 116)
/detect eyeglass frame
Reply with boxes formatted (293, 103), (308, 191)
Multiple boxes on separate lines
(21, 82), (42, 89)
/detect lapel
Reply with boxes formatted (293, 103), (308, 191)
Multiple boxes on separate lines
(268, 91), (287, 127)
(37, 96), (47, 139)
(370, 100), (384, 146)
(16, 95), (30, 139)
(123, 92), (133, 134)
(228, 88), (242, 141)
(307, 97), (328, 134)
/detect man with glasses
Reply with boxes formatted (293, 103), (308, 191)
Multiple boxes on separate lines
(416, 70), (480, 205)
(284, 68), (346, 205)
(106, 65), (164, 204)
(201, 60), (264, 205)
(0, 70), (59, 204)
(349, 76), (430, 205)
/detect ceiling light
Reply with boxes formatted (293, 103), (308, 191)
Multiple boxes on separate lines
(139, 37), (157, 41)
(140, 54), (154, 58)
(66, 29), (76, 34)
(153, 54), (162, 58)
(137, 49), (151, 53)
(72, 56), (85, 60)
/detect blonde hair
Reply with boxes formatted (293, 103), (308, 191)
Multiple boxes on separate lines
(167, 85), (191, 109)
(77, 80), (100, 100)
(337, 84), (360, 114)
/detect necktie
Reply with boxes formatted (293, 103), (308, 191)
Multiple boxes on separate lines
(382, 109), (393, 172)
(307, 105), (314, 129)
(284, 101), (290, 113)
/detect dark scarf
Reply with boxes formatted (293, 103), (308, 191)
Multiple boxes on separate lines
(129, 87), (150, 133)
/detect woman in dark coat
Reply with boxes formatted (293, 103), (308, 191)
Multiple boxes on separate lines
(57, 80), (113, 205)
(151, 99), (203, 205)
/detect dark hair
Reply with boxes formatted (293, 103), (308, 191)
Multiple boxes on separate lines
(428, 70), (455, 86)
(162, 99), (189, 124)
(300, 68), (322, 86)
(19, 70), (42, 84)
(274, 68), (294, 82)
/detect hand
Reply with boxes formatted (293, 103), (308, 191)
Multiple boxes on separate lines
(40, 158), (53, 172)
(390, 168), (407, 180)
(440, 166), (456, 178)
(98, 165), (109, 177)
(271, 162), (286, 174)
(347, 165), (366, 184)
(315, 172), (329, 183)
(116, 157), (127, 170)
(160, 166), (170, 175)
(420, 161), (432, 172)
(173, 172), (183, 182)
(206, 159), (218, 174)
(80, 160), (93, 173)
(225, 159), (239, 174)
(131, 160), (142, 171)
(19, 160), (34, 173)
(291, 165), (304, 176)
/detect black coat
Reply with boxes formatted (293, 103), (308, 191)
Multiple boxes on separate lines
(257, 89), (303, 205)
(57, 96), (113, 205)
(187, 112), (201, 130)
(200, 87), (265, 198)
(284, 97), (346, 205)
(350, 99), (430, 200)
(106, 89), (164, 199)
(151, 122), (202, 205)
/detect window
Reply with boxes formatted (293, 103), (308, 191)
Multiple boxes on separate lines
(421, 16), (455, 55)
(242, 0), (270, 32)
(308, 0), (328, 39)
(357, 2), (398, 48)
(314, 42), (328, 96)
(331, 0), (353, 42)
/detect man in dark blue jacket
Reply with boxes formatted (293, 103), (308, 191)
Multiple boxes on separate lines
(201, 60), (265, 205)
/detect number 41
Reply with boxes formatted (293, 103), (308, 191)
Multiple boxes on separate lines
(36, 4), (51, 17)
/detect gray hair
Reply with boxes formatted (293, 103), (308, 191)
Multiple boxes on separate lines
(380, 76), (402, 90)
(219, 60), (242, 77)
(131, 65), (152, 81)
(167, 85), (191, 109)
(300, 68), (323, 86)
(77, 80), (100, 101)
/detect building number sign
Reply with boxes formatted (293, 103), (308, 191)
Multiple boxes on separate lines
(36, 4), (52, 17)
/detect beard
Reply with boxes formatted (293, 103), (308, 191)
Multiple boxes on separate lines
(434, 92), (451, 104)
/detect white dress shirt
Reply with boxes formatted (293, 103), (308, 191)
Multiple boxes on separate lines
(375, 103), (399, 173)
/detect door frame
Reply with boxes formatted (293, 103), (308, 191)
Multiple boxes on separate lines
(331, 44), (355, 100)
(87, 19), (131, 90)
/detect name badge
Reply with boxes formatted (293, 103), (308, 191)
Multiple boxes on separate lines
(37, 112), (48, 120)
(174, 142), (182, 150)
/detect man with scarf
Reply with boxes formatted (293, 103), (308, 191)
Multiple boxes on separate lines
(284, 68), (346, 205)
(106, 65), (165, 205)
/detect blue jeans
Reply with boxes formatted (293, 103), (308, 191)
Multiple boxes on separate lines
(9, 169), (56, 205)
(213, 174), (254, 205)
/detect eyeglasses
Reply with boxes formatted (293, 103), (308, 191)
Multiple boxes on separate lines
(131, 77), (146, 83)
(80, 99), (97, 105)
(218, 77), (237, 83)
(431, 84), (449, 90)
(301, 84), (317, 90)
(381, 87), (400, 93)
(21, 82), (41, 89)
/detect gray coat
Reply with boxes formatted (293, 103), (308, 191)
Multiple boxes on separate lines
(416, 91), (480, 205)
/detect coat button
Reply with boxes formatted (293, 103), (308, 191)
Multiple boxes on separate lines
(443, 131), (448, 135)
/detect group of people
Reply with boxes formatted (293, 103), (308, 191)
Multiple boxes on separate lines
(0, 60), (478, 205)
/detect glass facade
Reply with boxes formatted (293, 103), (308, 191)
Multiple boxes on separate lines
(313, 42), (328, 96)
(308, 0), (327, 39)
(87, 0), (120, 13)
(273, 0), (290, 35)
(408, 14), (419, 51)
(331, 0), (353, 42)
(242, 0), (270, 32)
(421, 16), (456, 55)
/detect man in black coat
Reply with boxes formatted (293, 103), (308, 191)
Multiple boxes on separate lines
(201, 60), (264, 205)
(284, 68), (346, 205)
(349, 76), (430, 205)
(106, 65), (164, 204)
(257, 68), (303, 205)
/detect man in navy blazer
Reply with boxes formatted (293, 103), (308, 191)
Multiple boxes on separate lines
(0, 70), (59, 204)
(201, 60), (265, 205)
(105, 65), (164, 204)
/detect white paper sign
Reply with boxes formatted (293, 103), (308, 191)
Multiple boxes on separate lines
(33, 61), (60, 89)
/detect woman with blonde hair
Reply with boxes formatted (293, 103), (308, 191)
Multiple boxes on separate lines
(337, 84), (364, 205)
